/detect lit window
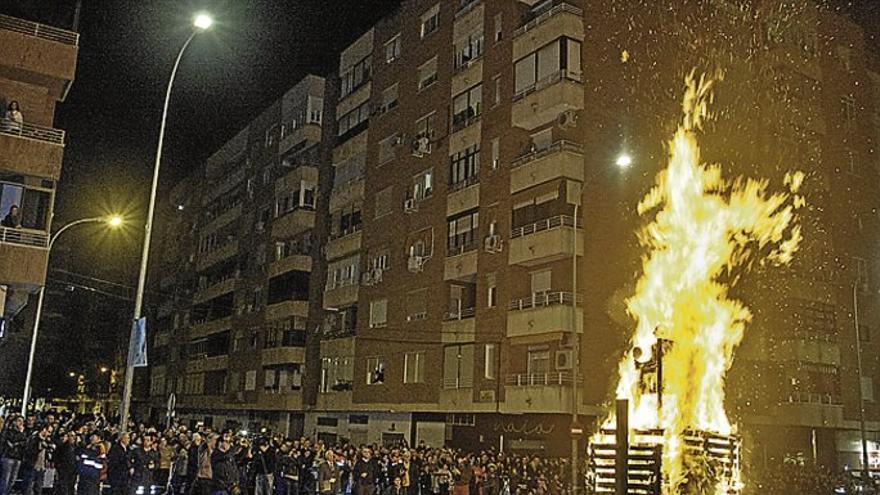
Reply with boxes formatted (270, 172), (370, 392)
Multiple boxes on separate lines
(404, 352), (426, 384)
(369, 299), (388, 328)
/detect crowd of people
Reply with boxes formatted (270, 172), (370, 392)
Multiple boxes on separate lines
(0, 411), (576, 495)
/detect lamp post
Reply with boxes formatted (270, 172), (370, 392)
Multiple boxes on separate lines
(118, 12), (213, 432)
(21, 215), (123, 415)
(571, 152), (633, 493)
(852, 277), (871, 484)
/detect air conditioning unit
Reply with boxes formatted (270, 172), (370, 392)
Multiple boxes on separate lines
(484, 234), (502, 253)
(555, 350), (574, 370)
(404, 198), (418, 213)
(412, 136), (431, 157)
(557, 109), (579, 129)
(407, 255), (425, 273)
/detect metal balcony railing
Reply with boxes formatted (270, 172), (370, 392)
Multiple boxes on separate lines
(449, 174), (479, 192)
(505, 372), (580, 386)
(786, 391), (842, 406)
(0, 14), (79, 46)
(511, 215), (581, 239)
(513, 69), (583, 102)
(447, 239), (479, 257)
(445, 307), (476, 321)
(511, 140), (584, 169)
(509, 291), (582, 311)
(0, 227), (49, 248)
(0, 120), (65, 145)
(443, 377), (474, 389)
(513, 2), (583, 39)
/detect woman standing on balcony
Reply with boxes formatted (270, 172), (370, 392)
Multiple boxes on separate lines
(1, 205), (21, 229)
(3, 101), (22, 131)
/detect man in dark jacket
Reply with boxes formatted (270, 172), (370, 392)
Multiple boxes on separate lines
(54, 432), (79, 495)
(211, 436), (240, 495)
(20, 424), (52, 495)
(107, 433), (131, 495)
(0, 415), (27, 495)
(353, 448), (379, 495)
(130, 434), (159, 495)
(252, 440), (275, 495)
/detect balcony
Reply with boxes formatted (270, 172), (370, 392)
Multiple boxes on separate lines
(276, 165), (319, 195)
(326, 230), (362, 261)
(509, 215), (583, 266)
(324, 282), (359, 309)
(197, 241), (238, 272)
(190, 316), (232, 339)
(271, 208), (316, 239)
(202, 204), (242, 234)
(0, 228), (48, 287)
(262, 347), (306, 367)
(330, 177), (365, 212)
(268, 254), (312, 278)
(193, 277), (236, 305)
(503, 372), (579, 413)
(442, 308), (476, 344)
(0, 14), (79, 100)
(186, 356), (229, 373)
(447, 179), (480, 217)
(445, 243), (478, 281)
(771, 339), (841, 366)
(510, 141), (584, 194)
(279, 124), (322, 155)
(0, 122), (65, 180)
(265, 300), (309, 320)
(512, 70), (584, 130)
(507, 292), (582, 341)
(513, 3), (584, 60)
(768, 393), (844, 428)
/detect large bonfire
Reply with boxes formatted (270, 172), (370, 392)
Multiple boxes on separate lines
(602, 73), (805, 493)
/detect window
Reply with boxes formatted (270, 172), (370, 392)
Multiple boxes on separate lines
(487, 272), (497, 308)
(443, 344), (474, 389)
(406, 289), (428, 322)
(385, 34), (401, 63)
(484, 344), (497, 380)
(320, 357), (354, 392)
(411, 169), (434, 201)
(244, 370), (257, 391)
(379, 84), (399, 114)
(452, 84), (483, 131)
(264, 317), (306, 348)
(491, 138), (500, 169)
(331, 203), (362, 239)
(366, 357), (386, 385)
(514, 38), (582, 97)
(527, 349), (551, 375)
(862, 377), (875, 402)
(327, 255), (361, 290)
(454, 31), (484, 70)
(263, 364), (302, 393)
(404, 352), (426, 384)
(265, 124), (278, 148)
(415, 112), (437, 141)
(337, 102), (370, 138)
(448, 209), (479, 254)
(841, 95), (856, 129)
(494, 13), (503, 42)
(369, 299), (388, 328)
(307, 97), (323, 124)
(530, 269), (552, 295)
(493, 74), (502, 106)
(450, 144), (481, 188)
(341, 54), (372, 98)
(859, 325), (872, 343)
(275, 181), (317, 216)
(420, 5), (440, 38)
(418, 57), (439, 91)
(374, 186), (394, 218)
(379, 134), (400, 164)
(333, 153), (366, 188)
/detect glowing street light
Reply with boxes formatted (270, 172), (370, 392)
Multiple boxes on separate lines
(120, 12), (214, 432)
(21, 215), (124, 415)
(193, 13), (214, 31)
(100, 366), (109, 373)
(616, 152), (633, 169)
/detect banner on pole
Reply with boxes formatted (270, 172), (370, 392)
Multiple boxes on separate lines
(132, 317), (148, 367)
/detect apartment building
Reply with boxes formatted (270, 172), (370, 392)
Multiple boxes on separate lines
(0, 14), (77, 339)
(145, 75), (327, 434)
(148, 0), (880, 469)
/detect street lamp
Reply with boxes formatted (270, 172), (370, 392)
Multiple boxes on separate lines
(21, 215), (124, 415)
(118, 13), (213, 432)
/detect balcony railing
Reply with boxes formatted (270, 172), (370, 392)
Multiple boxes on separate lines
(0, 227), (49, 248)
(511, 140), (584, 169)
(511, 215), (581, 239)
(447, 239), (479, 257)
(513, 2), (583, 39)
(509, 291), (582, 311)
(445, 307), (476, 321)
(449, 175), (480, 193)
(0, 14), (79, 46)
(505, 372), (580, 386)
(443, 377), (474, 389)
(0, 120), (65, 145)
(786, 391), (842, 406)
(513, 69), (582, 102)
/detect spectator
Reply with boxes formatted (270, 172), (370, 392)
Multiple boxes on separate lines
(211, 435), (240, 495)
(107, 432), (131, 495)
(76, 433), (104, 495)
(353, 447), (379, 495)
(3, 101), (22, 131)
(317, 450), (340, 495)
(0, 415), (27, 495)
(130, 433), (158, 495)
(20, 423), (53, 495)
(54, 431), (78, 495)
